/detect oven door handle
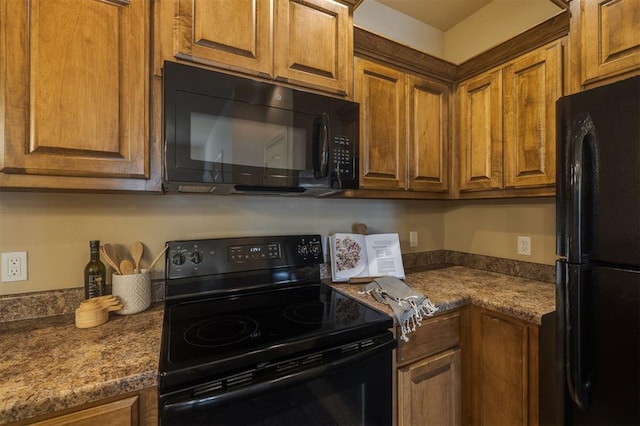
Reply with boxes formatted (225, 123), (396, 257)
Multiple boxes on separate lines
(162, 337), (395, 415)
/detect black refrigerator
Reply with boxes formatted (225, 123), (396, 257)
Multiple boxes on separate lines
(553, 75), (640, 425)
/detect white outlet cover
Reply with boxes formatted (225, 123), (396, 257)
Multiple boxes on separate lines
(517, 236), (531, 256)
(2, 252), (28, 282)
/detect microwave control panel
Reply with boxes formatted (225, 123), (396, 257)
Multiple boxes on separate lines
(331, 135), (354, 179)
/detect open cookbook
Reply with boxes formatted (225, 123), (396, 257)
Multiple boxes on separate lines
(329, 233), (405, 282)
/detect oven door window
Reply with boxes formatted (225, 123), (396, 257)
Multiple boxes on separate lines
(160, 347), (393, 426)
(173, 91), (315, 186)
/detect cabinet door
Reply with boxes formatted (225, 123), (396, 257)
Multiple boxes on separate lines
(1, 0), (149, 182)
(30, 396), (139, 426)
(503, 41), (562, 189)
(355, 59), (406, 190)
(274, 0), (351, 95)
(173, 0), (272, 77)
(398, 348), (461, 426)
(582, 0), (640, 84)
(407, 75), (450, 192)
(470, 307), (539, 426)
(457, 70), (503, 192)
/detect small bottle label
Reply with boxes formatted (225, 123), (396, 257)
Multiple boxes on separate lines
(88, 273), (104, 297)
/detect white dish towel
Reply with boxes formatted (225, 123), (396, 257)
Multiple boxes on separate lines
(361, 276), (438, 342)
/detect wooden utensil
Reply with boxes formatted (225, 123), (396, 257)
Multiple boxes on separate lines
(130, 241), (144, 273)
(101, 245), (121, 275)
(352, 223), (369, 235)
(147, 246), (168, 272)
(120, 259), (135, 275)
(75, 295), (123, 328)
(103, 243), (121, 275)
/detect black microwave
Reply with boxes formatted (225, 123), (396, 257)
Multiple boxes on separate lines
(162, 62), (359, 196)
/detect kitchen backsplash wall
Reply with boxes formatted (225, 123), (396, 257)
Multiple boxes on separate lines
(0, 192), (556, 296)
(444, 198), (556, 265)
(0, 192), (445, 295)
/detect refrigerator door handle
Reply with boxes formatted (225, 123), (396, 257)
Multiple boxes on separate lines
(564, 264), (591, 409)
(566, 114), (599, 263)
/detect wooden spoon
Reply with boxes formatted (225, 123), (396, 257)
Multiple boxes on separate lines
(130, 241), (144, 273)
(120, 259), (135, 275)
(101, 244), (121, 275)
(146, 246), (168, 272)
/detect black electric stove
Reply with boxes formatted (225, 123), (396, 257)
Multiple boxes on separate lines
(158, 235), (395, 425)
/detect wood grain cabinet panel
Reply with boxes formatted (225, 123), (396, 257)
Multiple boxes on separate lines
(274, 0), (351, 95)
(0, 0), (152, 190)
(398, 349), (462, 426)
(503, 42), (562, 189)
(457, 70), (503, 192)
(396, 310), (461, 426)
(581, 0), (640, 84)
(469, 306), (539, 426)
(23, 387), (157, 426)
(163, 0), (352, 96)
(456, 39), (563, 196)
(407, 75), (450, 192)
(174, 0), (272, 77)
(355, 58), (451, 193)
(355, 59), (407, 190)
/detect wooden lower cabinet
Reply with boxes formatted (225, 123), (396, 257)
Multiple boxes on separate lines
(467, 306), (539, 426)
(398, 348), (461, 426)
(18, 387), (157, 426)
(396, 310), (461, 426)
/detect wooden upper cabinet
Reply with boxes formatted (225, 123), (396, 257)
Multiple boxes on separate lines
(407, 75), (450, 192)
(1, 0), (151, 189)
(580, 0), (640, 85)
(274, 0), (351, 95)
(457, 70), (503, 192)
(355, 59), (406, 190)
(163, 0), (353, 96)
(503, 42), (562, 189)
(173, 0), (272, 77)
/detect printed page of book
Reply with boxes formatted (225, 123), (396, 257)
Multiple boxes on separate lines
(330, 233), (369, 282)
(364, 233), (405, 279)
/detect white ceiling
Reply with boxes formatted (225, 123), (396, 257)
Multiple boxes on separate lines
(375, 0), (493, 31)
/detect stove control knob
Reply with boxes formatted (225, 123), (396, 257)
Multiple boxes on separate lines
(298, 244), (308, 256)
(171, 252), (186, 266)
(309, 243), (321, 257)
(189, 251), (204, 264)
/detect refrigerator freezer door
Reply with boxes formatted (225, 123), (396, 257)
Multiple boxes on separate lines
(556, 76), (640, 268)
(557, 261), (640, 425)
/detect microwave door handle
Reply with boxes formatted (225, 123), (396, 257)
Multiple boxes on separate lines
(312, 113), (330, 178)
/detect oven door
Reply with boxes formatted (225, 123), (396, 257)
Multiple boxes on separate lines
(159, 333), (395, 426)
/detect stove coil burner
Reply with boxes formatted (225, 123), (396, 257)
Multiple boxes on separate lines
(283, 301), (330, 324)
(184, 316), (260, 347)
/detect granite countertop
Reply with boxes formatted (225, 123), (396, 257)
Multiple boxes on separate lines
(0, 304), (163, 424)
(329, 265), (556, 325)
(0, 265), (555, 424)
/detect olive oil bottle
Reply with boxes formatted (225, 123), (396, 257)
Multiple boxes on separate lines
(84, 240), (106, 299)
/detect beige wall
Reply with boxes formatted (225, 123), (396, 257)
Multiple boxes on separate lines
(0, 192), (444, 295)
(354, 0), (562, 64)
(444, 198), (556, 265)
(443, 0), (562, 64)
(0, 191), (557, 296)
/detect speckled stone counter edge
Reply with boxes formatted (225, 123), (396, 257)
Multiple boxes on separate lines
(0, 251), (554, 323)
(0, 281), (165, 323)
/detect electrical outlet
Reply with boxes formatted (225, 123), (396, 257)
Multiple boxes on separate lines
(409, 231), (418, 248)
(517, 236), (531, 256)
(2, 252), (28, 282)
